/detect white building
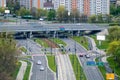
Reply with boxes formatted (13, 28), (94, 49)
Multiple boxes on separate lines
(90, 0), (110, 15)
(32, 0), (45, 9)
(19, 0), (32, 9)
(77, 0), (84, 14)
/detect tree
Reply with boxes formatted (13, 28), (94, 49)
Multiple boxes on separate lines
(96, 14), (103, 23)
(57, 5), (66, 22)
(18, 7), (30, 16)
(6, 0), (20, 13)
(37, 9), (47, 18)
(47, 9), (56, 21)
(71, 9), (80, 23)
(31, 7), (37, 18)
(108, 26), (120, 41)
(0, 7), (5, 14)
(88, 15), (96, 23)
(107, 41), (120, 65)
(0, 33), (19, 79)
(0, 72), (13, 80)
(110, 4), (117, 15)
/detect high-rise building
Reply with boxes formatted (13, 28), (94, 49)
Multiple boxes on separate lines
(84, 0), (90, 16)
(77, 0), (84, 14)
(44, 0), (54, 10)
(71, 0), (77, 11)
(0, 0), (6, 7)
(90, 0), (109, 15)
(19, 0), (32, 9)
(19, 0), (45, 9)
(32, 0), (44, 9)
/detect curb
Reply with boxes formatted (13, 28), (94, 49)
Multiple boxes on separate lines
(16, 60), (27, 80)
(29, 56), (33, 80)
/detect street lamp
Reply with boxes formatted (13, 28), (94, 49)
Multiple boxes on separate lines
(68, 11), (70, 23)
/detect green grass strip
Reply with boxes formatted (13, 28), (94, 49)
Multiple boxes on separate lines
(23, 60), (31, 80)
(90, 35), (109, 50)
(72, 36), (89, 50)
(47, 55), (56, 72)
(95, 58), (106, 79)
(51, 38), (66, 46)
(107, 56), (120, 79)
(11, 62), (22, 79)
(20, 47), (27, 53)
(34, 38), (49, 48)
(69, 55), (86, 80)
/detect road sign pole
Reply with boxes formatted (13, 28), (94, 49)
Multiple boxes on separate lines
(72, 54), (74, 64)
(99, 40), (101, 46)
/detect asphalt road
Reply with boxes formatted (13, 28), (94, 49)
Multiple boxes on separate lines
(31, 56), (54, 80)
(61, 38), (104, 80)
(17, 39), (55, 80)
(0, 23), (108, 32)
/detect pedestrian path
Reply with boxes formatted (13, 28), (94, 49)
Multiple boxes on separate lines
(16, 61), (27, 80)
(86, 36), (119, 80)
(85, 36), (105, 55)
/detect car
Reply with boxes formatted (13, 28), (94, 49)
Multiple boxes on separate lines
(79, 53), (84, 57)
(37, 60), (42, 65)
(40, 66), (45, 71)
(39, 18), (44, 21)
(85, 54), (90, 58)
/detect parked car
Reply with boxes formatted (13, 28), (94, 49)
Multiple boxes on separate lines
(37, 60), (42, 65)
(85, 54), (90, 58)
(79, 53), (84, 57)
(40, 66), (45, 71)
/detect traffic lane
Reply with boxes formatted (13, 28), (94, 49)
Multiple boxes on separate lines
(62, 39), (104, 80)
(17, 40), (42, 54)
(79, 57), (104, 80)
(31, 56), (54, 80)
(61, 38), (87, 54)
(76, 44), (104, 80)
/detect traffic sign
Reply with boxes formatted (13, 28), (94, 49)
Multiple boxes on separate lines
(86, 61), (104, 66)
(86, 61), (96, 66)
(106, 73), (115, 80)
(96, 62), (104, 66)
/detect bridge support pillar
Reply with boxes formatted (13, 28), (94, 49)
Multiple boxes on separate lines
(77, 31), (80, 36)
(53, 31), (56, 38)
(29, 31), (32, 38)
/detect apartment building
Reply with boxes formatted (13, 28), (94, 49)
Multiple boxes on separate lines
(90, 0), (109, 15)
(18, 0), (44, 9)
(19, 0), (32, 9)
(32, 0), (45, 9)
(53, 0), (66, 10)
(0, 0), (6, 7)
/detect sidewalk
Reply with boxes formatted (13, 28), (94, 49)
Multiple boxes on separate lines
(86, 36), (119, 80)
(16, 61), (27, 80)
(85, 36), (105, 55)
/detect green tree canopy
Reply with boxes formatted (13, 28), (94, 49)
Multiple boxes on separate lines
(88, 15), (96, 23)
(107, 41), (120, 65)
(57, 5), (66, 22)
(17, 7), (30, 16)
(47, 9), (56, 21)
(108, 26), (120, 41)
(0, 33), (19, 80)
(0, 7), (5, 14)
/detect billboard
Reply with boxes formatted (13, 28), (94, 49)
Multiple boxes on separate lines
(97, 35), (105, 41)
(5, 10), (10, 14)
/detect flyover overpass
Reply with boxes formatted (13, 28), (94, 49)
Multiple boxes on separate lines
(0, 23), (108, 32)
(0, 23), (109, 38)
